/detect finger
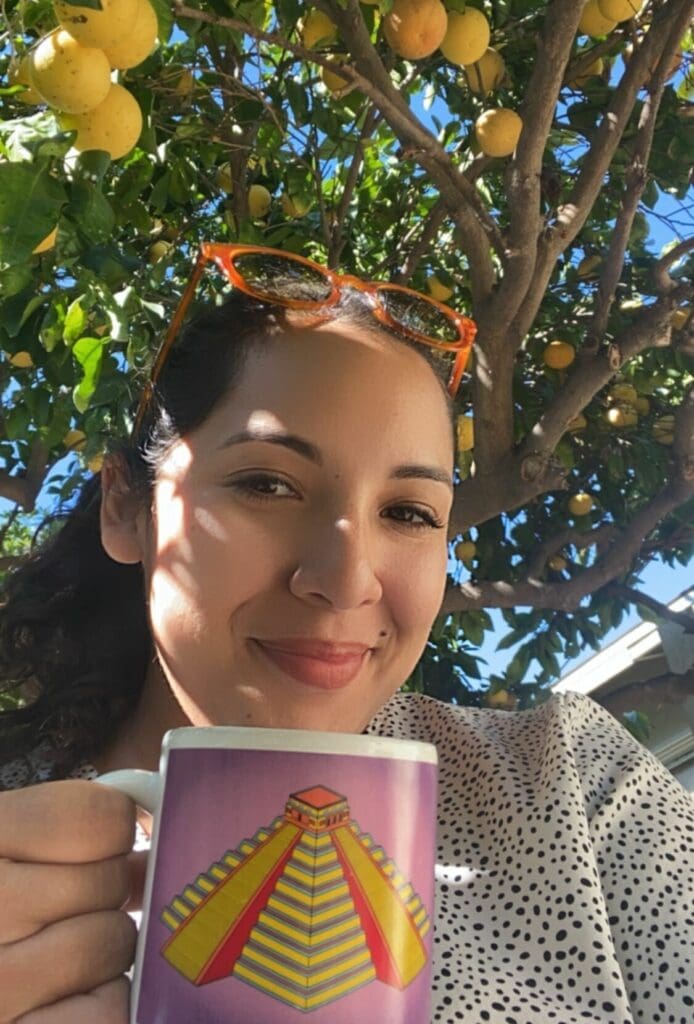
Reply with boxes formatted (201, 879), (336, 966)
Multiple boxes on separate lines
(1, 910), (136, 1022)
(0, 781), (135, 863)
(0, 856), (131, 944)
(122, 849), (149, 915)
(15, 977), (130, 1024)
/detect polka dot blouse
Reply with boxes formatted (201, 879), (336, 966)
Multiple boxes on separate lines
(2, 689), (692, 1023)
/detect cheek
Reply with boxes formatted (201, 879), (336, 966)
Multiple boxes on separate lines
(382, 543), (448, 635)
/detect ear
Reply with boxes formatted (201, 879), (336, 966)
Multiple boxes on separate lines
(100, 455), (149, 566)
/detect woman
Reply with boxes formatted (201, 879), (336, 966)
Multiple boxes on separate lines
(0, 246), (691, 1024)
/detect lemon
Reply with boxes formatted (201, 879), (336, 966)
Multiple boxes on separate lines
(634, 396), (650, 416)
(568, 57), (604, 89)
(59, 84), (143, 160)
(281, 192), (313, 217)
(427, 274), (453, 301)
(567, 413), (587, 432)
(29, 29), (111, 114)
(9, 56), (43, 104)
(548, 555), (567, 571)
(464, 48), (505, 95)
(87, 452), (105, 473)
(486, 689), (516, 709)
(300, 10), (338, 49)
(605, 406), (638, 428)
(578, 0), (617, 37)
(149, 240), (171, 262)
(456, 415), (475, 452)
(248, 184), (272, 218)
(543, 340), (575, 369)
(670, 307), (690, 330)
(652, 415), (675, 445)
(216, 163), (234, 193)
(598, 0), (641, 21)
(454, 539), (476, 563)
(320, 59), (350, 94)
(440, 9), (490, 67)
(608, 383), (638, 405)
(568, 492), (593, 517)
(64, 429), (87, 451)
(383, 0), (448, 60)
(102, 0), (158, 69)
(54, 0), (140, 48)
(474, 108), (523, 158)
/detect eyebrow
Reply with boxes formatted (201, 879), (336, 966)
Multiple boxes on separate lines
(217, 428), (453, 491)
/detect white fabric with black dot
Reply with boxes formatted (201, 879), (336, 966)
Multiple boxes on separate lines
(2, 690), (692, 1023)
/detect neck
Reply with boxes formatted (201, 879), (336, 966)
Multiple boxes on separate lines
(91, 660), (190, 775)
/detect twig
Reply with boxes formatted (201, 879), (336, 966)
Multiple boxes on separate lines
(392, 197), (447, 284)
(328, 105), (381, 268)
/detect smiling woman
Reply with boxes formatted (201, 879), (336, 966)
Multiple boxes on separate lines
(0, 258), (692, 1024)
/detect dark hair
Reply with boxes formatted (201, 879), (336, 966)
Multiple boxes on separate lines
(0, 289), (457, 781)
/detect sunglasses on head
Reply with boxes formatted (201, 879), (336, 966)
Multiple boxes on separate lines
(133, 243), (477, 435)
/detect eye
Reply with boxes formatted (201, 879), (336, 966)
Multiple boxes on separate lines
(385, 505), (446, 530)
(226, 473), (297, 500)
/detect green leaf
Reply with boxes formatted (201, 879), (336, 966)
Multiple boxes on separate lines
(0, 111), (74, 162)
(63, 297), (89, 344)
(72, 337), (105, 412)
(68, 182), (116, 244)
(0, 162), (66, 265)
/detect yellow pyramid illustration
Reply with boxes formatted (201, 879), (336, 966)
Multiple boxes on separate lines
(159, 785), (430, 1011)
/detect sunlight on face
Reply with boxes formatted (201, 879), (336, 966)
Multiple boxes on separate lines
(143, 323), (455, 733)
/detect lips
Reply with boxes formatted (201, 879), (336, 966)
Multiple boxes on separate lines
(252, 639), (373, 690)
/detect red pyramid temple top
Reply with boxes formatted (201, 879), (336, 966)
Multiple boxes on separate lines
(291, 785), (346, 809)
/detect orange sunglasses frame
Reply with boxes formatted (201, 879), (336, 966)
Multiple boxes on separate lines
(133, 243), (477, 434)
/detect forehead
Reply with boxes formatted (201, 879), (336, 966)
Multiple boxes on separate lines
(203, 322), (453, 451)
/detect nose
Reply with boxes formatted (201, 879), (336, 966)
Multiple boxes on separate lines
(289, 514), (383, 610)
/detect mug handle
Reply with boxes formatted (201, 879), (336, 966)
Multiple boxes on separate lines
(95, 770), (163, 815)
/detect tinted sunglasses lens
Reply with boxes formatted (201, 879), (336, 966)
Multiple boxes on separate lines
(232, 252), (333, 303)
(379, 289), (460, 343)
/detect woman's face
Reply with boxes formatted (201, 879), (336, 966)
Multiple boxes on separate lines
(105, 323), (455, 733)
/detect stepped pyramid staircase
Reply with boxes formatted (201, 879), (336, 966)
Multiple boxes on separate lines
(159, 785), (430, 1012)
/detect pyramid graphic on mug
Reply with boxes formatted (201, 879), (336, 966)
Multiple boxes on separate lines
(159, 785), (430, 1012)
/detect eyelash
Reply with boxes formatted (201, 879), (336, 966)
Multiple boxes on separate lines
(227, 473), (446, 531)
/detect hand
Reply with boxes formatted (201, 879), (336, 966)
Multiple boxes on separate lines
(0, 780), (140, 1023)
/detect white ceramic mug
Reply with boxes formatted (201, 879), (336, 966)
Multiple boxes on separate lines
(98, 726), (438, 1024)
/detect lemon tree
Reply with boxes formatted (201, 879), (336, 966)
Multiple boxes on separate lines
(1, 0), (693, 717)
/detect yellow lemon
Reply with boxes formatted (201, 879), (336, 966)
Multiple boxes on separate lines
(440, 8), (490, 67)
(578, 0), (617, 37)
(8, 351), (34, 368)
(577, 253), (602, 276)
(427, 274), (453, 301)
(543, 340), (575, 369)
(474, 108), (523, 157)
(670, 307), (690, 330)
(383, 0), (448, 60)
(454, 540), (476, 563)
(102, 0), (158, 69)
(567, 413), (587, 432)
(605, 406), (638, 428)
(608, 382), (638, 405)
(464, 48), (505, 95)
(568, 56), (604, 89)
(148, 240), (171, 262)
(598, 0), (641, 21)
(634, 396), (650, 416)
(568, 492), (594, 517)
(216, 162), (234, 193)
(87, 452), (105, 472)
(486, 689), (516, 709)
(652, 415), (675, 445)
(59, 84), (143, 160)
(320, 59), (351, 94)
(548, 554), (567, 571)
(9, 56), (43, 104)
(456, 414), (475, 452)
(300, 10), (338, 49)
(248, 183), (272, 218)
(54, 0), (140, 48)
(29, 29), (111, 114)
(281, 192), (313, 217)
(33, 226), (58, 254)
(64, 429), (87, 451)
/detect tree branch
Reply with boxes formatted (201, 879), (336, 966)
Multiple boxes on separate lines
(392, 196), (447, 284)
(603, 583), (694, 633)
(0, 440), (49, 512)
(328, 105), (381, 268)
(654, 235), (694, 293)
(526, 524), (617, 579)
(492, 0), (585, 326)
